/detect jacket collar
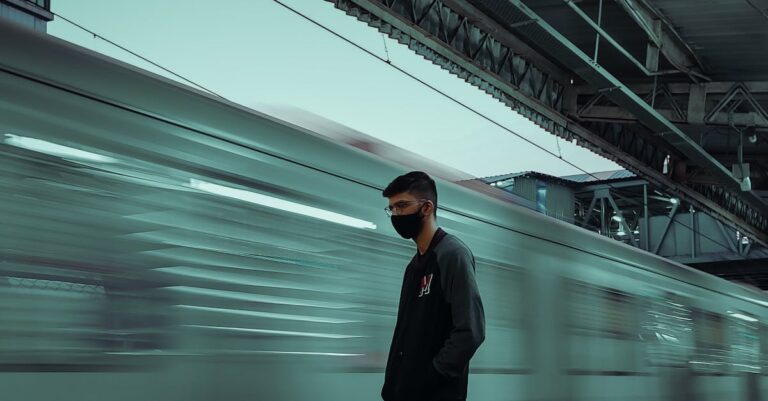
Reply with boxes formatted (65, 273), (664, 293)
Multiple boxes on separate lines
(416, 227), (446, 259)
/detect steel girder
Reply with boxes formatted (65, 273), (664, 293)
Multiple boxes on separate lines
(576, 81), (768, 129)
(612, 0), (709, 81)
(326, 0), (768, 246)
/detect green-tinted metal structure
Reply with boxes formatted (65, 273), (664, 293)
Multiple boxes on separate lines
(328, 0), (768, 284)
(326, 1), (768, 240)
(483, 169), (768, 286)
(0, 0), (51, 32)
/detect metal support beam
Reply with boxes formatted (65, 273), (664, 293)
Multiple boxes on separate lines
(600, 197), (607, 234)
(577, 186), (638, 246)
(593, 0), (603, 63)
(577, 81), (768, 96)
(687, 84), (707, 124)
(644, 84), (686, 120)
(606, 191), (637, 245)
(577, 105), (768, 128)
(653, 202), (680, 254)
(581, 193), (598, 228)
(564, 0), (679, 77)
(577, 81), (768, 128)
(716, 220), (739, 254)
(643, 184), (650, 251)
(689, 206), (697, 258)
(580, 178), (649, 192)
(742, 239), (753, 257)
(614, 0), (709, 81)
(705, 82), (768, 126)
(644, 19), (661, 73)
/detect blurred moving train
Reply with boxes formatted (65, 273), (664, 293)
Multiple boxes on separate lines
(0, 20), (766, 401)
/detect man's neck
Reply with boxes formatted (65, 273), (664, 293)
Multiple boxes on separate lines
(415, 222), (439, 255)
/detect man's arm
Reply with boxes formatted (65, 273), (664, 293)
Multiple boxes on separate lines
(433, 246), (485, 377)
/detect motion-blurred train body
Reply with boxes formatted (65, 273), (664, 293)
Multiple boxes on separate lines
(0, 20), (766, 401)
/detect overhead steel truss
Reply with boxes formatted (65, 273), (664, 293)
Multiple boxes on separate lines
(576, 82), (768, 130)
(327, 0), (768, 246)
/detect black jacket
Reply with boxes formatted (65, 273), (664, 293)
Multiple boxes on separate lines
(382, 228), (485, 401)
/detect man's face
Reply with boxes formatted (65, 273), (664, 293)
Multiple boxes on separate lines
(387, 192), (427, 217)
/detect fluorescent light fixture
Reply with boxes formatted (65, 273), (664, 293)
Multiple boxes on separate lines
(616, 230), (627, 236)
(612, 215), (622, 222)
(633, 229), (640, 234)
(741, 176), (752, 192)
(221, 350), (364, 357)
(175, 304), (359, 324)
(728, 311), (758, 322)
(188, 179), (376, 230)
(3, 133), (117, 163)
(184, 324), (361, 339)
(167, 286), (358, 309)
(106, 350), (364, 357)
(669, 197), (680, 205)
(157, 266), (351, 294)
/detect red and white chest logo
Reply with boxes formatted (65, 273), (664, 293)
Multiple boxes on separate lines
(418, 274), (433, 297)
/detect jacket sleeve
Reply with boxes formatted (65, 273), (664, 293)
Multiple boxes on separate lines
(433, 246), (485, 377)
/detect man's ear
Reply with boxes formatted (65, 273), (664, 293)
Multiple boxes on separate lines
(422, 201), (434, 217)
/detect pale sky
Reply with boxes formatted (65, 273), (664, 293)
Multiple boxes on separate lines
(47, 0), (621, 178)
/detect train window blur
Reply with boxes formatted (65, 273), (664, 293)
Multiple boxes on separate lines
(565, 281), (642, 373)
(641, 293), (693, 367)
(761, 325), (768, 374)
(605, 290), (633, 337)
(0, 277), (105, 362)
(692, 310), (729, 373)
(567, 281), (637, 338)
(729, 311), (759, 373)
(0, 276), (166, 368)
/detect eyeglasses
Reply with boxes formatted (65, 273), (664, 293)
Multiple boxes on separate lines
(384, 199), (428, 217)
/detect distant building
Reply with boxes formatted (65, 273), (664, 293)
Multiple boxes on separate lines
(480, 171), (577, 224)
(0, 0), (52, 32)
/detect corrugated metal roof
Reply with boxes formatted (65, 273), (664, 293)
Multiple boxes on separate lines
(481, 169), (637, 185)
(560, 169), (637, 183)
(652, 0), (768, 80)
(479, 171), (578, 186)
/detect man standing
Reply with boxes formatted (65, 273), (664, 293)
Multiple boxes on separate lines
(381, 171), (485, 401)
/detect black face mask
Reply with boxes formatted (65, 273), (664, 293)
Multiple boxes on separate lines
(391, 210), (424, 239)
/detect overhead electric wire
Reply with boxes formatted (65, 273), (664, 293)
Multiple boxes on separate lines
(53, 12), (229, 101)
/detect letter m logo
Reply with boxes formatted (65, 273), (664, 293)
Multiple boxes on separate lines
(418, 274), (433, 298)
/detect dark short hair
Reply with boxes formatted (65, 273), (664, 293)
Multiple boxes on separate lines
(383, 171), (438, 217)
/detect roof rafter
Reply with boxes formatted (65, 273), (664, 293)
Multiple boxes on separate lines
(614, 0), (709, 81)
